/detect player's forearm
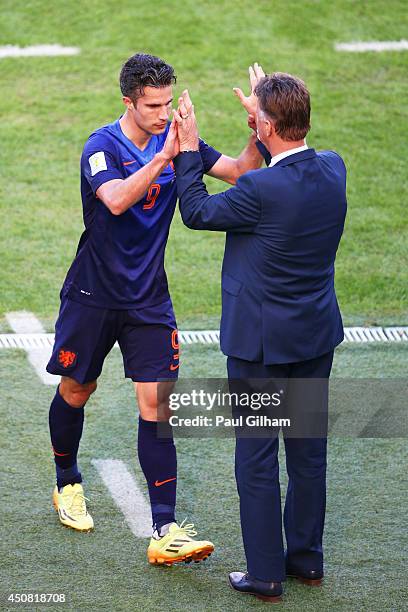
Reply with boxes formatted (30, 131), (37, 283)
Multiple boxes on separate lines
(102, 152), (170, 215)
(208, 133), (263, 185)
(234, 133), (263, 176)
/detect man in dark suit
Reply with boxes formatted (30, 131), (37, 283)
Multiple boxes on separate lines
(173, 73), (347, 602)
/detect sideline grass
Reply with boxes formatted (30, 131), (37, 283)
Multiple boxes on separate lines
(1, 343), (407, 611)
(0, 0), (407, 321)
(1, 2), (407, 609)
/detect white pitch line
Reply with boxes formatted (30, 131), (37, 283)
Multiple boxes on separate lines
(5, 311), (58, 385)
(0, 45), (80, 58)
(335, 40), (408, 52)
(92, 459), (151, 538)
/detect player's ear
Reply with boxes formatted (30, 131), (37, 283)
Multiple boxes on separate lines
(123, 96), (133, 110)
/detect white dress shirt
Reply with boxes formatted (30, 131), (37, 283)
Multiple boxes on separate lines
(268, 143), (308, 168)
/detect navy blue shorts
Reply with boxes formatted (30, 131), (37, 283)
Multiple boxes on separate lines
(46, 298), (180, 383)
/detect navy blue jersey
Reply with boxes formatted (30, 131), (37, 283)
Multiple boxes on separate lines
(62, 120), (221, 309)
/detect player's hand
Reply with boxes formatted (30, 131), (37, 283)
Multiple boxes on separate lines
(173, 89), (199, 152)
(247, 114), (257, 132)
(233, 62), (265, 119)
(161, 118), (180, 161)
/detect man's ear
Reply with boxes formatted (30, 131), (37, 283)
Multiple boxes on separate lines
(264, 118), (274, 138)
(123, 96), (133, 110)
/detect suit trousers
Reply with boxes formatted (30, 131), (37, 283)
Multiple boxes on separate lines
(227, 350), (334, 582)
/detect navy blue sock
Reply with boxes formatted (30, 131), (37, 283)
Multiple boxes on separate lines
(137, 417), (177, 530)
(49, 386), (84, 489)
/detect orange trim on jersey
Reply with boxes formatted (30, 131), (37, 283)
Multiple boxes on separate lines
(123, 160), (137, 166)
(169, 363), (180, 371)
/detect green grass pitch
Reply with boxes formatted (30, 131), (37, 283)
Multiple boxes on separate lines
(1, 0), (407, 610)
(1, 344), (407, 611)
(0, 0), (407, 324)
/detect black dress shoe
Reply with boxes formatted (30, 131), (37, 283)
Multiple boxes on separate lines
(286, 566), (323, 586)
(229, 571), (283, 602)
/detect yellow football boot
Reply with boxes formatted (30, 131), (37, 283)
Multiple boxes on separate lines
(147, 520), (214, 566)
(52, 483), (94, 532)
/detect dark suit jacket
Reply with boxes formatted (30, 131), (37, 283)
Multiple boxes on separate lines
(174, 148), (347, 364)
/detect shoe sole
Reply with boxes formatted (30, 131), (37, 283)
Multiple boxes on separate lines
(228, 581), (282, 603)
(52, 497), (94, 533)
(148, 544), (214, 566)
(287, 573), (323, 586)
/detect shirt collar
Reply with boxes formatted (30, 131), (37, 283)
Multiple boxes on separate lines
(269, 143), (308, 168)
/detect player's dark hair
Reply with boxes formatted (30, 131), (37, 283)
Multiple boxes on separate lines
(255, 73), (310, 141)
(120, 53), (176, 100)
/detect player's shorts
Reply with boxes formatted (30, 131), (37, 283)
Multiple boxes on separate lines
(46, 297), (179, 384)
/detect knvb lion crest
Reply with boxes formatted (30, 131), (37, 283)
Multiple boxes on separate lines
(58, 349), (77, 369)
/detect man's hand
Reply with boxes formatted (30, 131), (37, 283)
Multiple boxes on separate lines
(173, 90), (199, 152)
(160, 118), (180, 162)
(233, 62), (265, 123)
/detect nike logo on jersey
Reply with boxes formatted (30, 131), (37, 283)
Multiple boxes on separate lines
(123, 160), (137, 166)
(154, 477), (177, 487)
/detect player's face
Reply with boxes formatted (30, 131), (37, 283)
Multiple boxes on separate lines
(129, 86), (173, 135)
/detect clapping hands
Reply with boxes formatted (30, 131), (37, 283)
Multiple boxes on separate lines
(163, 62), (266, 162)
(173, 90), (199, 152)
(161, 90), (199, 162)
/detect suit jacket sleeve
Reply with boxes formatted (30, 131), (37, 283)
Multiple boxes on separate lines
(174, 151), (261, 232)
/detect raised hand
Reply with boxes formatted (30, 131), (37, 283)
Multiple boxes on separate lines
(173, 89), (199, 152)
(161, 117), (180, 161)
(233, 62), (265, 118)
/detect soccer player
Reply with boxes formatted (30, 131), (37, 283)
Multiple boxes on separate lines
(46, 53), (263, 565)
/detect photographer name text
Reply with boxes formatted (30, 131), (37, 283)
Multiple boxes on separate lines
(169, 415), (291, 428)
